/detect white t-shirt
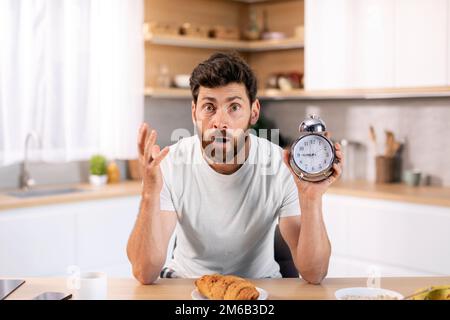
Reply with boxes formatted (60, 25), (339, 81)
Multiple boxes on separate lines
(159, 134), (300, 279)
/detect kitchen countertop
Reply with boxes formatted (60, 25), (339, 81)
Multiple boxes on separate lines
(1, 179), (450, 211)
(5, 276), (450, 300)
(0, 181), (142, 211)
(329, 180), (450, 208)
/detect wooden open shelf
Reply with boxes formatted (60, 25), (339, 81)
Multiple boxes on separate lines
(145, 86), (450, 100)
(144, 0), (305, 92)
(144, 87), (191, 99)
(145, 34), (304, 52)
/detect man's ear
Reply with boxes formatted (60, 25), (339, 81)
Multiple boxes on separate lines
(250, 99), (261, 126)
(191, 100), (196, 124)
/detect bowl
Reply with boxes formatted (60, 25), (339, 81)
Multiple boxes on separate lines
(173, 74), (191, 88)
(335, 287), (404, 300)
(261, 32), (286, 40)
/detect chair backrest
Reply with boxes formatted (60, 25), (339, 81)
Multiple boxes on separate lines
(274, 224), (299, 278)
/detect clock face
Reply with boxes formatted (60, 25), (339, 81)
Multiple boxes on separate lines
(292, 134), (334, 174)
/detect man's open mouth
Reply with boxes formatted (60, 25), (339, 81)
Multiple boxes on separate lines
(212, 136), (230, 144)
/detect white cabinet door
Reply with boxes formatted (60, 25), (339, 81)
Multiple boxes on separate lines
(351, 0), (395, 88)
(74, 197), (139, 276)
(448, 0), (450, 85)
(306, 0), (395, 90)
(305, 0), (354, 90)
(305, 0), (449, 89)
(0, 206), (76, 277)
(0, 196), (140, 278)
(394, 0), (448, 87)
(345, 197), (450, 275)
(323, 194), (450, 277)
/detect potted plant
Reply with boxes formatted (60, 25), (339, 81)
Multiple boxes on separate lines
(89, 155), (108, 187)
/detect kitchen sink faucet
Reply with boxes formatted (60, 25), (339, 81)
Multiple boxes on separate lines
(19, 131), (41, 190)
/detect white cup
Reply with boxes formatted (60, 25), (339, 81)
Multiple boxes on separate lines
(73, 272), (108, 300)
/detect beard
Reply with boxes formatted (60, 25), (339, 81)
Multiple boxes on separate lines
(198, 118), (252, 165)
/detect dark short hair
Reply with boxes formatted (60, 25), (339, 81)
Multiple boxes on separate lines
(189, 52), (257, 104)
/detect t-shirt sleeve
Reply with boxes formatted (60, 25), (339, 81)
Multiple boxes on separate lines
(160, 177), (176, 212)
(278, 172), (301, 219)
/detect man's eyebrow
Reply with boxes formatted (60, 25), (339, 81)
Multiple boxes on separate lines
(225, 96), (243, 102)
(200, 96), (243, 102)
(201, 96), (217, 102)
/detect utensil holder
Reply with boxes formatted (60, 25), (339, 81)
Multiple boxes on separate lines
(375, 156), (395, 183)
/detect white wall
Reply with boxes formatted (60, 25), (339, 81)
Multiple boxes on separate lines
(261, 97), (450, 187)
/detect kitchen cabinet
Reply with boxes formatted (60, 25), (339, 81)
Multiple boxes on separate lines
(2, 191), (449, 279)
(351, 0), (395, 88)
(394, 0), (448, 87)
(304, 0), (353, 90)
(0, 207), (76, 277)
(305, 0), (450, 90)
(74, 198), (138, 273)
(0, 196), (140, 277)
(323, 193), (450, 278)
(448, 0), (450, 86)
(305, 0), (396, 89)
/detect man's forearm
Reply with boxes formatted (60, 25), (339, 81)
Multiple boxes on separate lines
(127, 192), (167, 284)
(296, 195), (331, 284)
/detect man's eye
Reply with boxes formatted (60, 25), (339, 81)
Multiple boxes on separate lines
(230, 104), (241, 112)
(204, 104), (215, 112)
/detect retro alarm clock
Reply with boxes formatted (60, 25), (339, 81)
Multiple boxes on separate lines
(289, 115), (336, 182)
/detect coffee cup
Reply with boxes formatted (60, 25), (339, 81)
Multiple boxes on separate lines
(72, 272), (107, 300)
(403, 169), (422, 187)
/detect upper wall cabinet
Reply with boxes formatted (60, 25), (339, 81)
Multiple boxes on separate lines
(394, 0), (448, 87)
(447, 0), (450, 85)
(305, 0), (450, 90)
(305, 0), (354, 90)
(352, 0), (395, 88)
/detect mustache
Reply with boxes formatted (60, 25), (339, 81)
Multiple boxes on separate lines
(202, 128), (248, 141)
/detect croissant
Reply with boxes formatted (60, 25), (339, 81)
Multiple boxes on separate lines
(195, 274), (260, 300)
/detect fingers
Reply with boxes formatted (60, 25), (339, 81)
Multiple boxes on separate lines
(283, 149), (305, 186)
(151, 145), (161, 160)
(332, 162), (342, 178)
(151, 147), (170, 167)
(325, 174), (336, 185)
(144, 130), (157, 164)
(325, 131), (331, 139)
(334, 142), (341, 151)
(334, 142), (344, 166)
(142, 128), (169, 168)
(324, 162), (342, 186)
(282, 149), (295, 175)
(282, 149), (290, 166)
(138, 123), (155, 158)
(138, 123), (148, 157)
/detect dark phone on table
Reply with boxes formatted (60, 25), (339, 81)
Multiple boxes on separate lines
(0, 279), (26, 300)
(33, 292), (72, 300)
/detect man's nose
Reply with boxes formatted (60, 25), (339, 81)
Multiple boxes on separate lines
(212, 109), (229, 130)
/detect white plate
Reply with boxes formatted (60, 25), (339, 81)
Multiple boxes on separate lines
(191, 287), (268, 300)
(335, 287), (404, 300)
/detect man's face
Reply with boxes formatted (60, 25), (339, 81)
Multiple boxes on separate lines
(192, 83), (260, 164)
